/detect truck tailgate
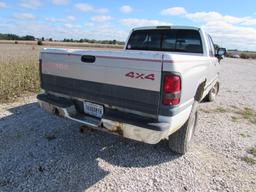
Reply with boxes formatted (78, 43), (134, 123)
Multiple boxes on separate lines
(40, 49), (163, 115)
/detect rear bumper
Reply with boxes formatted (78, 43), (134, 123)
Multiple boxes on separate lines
(37, 94), (192, 144)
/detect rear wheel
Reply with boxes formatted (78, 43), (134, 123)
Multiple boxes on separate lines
(205, 82), (219, 102)
(168, 101), (198, 154)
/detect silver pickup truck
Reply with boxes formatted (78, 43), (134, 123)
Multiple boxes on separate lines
(37, 26), (226, 154)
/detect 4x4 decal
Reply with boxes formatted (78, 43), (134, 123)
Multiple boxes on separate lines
(125, 72), (155, 80)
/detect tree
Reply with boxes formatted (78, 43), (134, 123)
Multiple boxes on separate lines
(22, 35), (35, 41)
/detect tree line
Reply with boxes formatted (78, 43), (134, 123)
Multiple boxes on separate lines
(0, 33), (35, 41)
(63, 38), (124, 45)
(0, 33), (125, 45)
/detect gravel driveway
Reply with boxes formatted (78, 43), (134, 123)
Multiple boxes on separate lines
(0, 58), (256, 192)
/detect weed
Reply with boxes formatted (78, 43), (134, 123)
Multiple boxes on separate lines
(231, 116), (239, 122)
(230, 105), (238, 109)
(248, 147), (256, 157)
(235, 107), (256, 124)
(200, 108), (211, 113)
(214, 107), (228, 113)
(240, 133), (251, 138)
(241, 156), (256, 165)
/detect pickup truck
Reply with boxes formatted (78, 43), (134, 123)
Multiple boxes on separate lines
(37, 26), (226, 154)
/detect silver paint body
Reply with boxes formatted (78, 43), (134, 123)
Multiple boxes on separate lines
(38, 26), (220, 144)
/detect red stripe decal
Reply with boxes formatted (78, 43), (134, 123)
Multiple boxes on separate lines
(42, 52), (210, 64)
(42, 52), (172, 63)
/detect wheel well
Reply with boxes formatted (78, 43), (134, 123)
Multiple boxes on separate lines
(194, 80), (206, 102)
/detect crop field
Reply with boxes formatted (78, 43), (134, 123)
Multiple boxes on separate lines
(0, 44), (256, 191)
(0, 44), (40, 101)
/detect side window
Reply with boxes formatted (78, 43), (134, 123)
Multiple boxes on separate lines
(207, 35), (215, 57)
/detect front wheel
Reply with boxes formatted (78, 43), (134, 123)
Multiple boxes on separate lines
(168, 101), (198, 154)
(205, 82), (219, 102)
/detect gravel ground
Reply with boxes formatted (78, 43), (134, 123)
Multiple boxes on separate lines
(0, 58), (256, 192)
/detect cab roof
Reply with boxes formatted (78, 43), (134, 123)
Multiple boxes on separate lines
(132, 26), (201, 31)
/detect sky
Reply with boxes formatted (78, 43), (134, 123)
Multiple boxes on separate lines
(1, 0), (256, 50)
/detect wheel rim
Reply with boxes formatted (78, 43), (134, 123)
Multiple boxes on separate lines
(210, 83), (218, 99)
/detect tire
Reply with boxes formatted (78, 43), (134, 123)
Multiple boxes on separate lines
(168, 101), (198, 154)
(205, 82), (219, 102)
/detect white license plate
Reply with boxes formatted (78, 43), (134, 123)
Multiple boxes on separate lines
(84, 102), (104, 118)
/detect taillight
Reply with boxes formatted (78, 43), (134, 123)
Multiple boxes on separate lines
(162, 74), (181, 106)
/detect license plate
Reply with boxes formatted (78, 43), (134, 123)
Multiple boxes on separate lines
(84, 102), (104, 118)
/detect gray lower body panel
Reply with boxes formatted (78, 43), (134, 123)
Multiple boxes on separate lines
(41, 74), (160, 115)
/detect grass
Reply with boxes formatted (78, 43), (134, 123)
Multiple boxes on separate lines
(201, 105), (256, 125)
(248, 147), (256, 157)
(241, 146), (256, 165)
(240, 133), (251, 138)
(214, 107), (229, 113)
(200, 106), (229, 114)
(240, 52), (256, 59)
(199, 108), (211, 113)
(231, 116), (240, 122)
(241, 156), (256, 165)
(0, 44), (40, 102)
(234, 107), (256, 124)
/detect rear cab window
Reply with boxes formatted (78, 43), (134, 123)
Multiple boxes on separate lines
(127, 29), (203, 54)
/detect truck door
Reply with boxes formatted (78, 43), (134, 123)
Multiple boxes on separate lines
(207, 34), (219, 86)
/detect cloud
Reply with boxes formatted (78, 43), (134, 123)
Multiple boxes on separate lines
(46, 15), (75, 23)
(66, 16), (75, 21)
(161, 7), (187, 16)
(181, 11), (256, 50)
(121, 18), (171, 27)
(158, 6), (256, 50)
(19, 0), (42, 9)
(91, 15), (112, 22)
(13, 13), (36, 20)
(120, 5), (133, 14)
(202, 21), (256, 50)
(74, 3), (94, 12)
(52, 0), (69, 5)
(0, 1), (6, 8)
(186, 11), (256, 26)
(74, 3), (108, 14)
(84, 25), (128, 40)
(96, 8), (109, 14)
(85, 22), (94, 27)
(63, 23), (81, 29)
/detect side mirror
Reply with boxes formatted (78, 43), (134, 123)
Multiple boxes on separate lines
(215, 48), (226, 60)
